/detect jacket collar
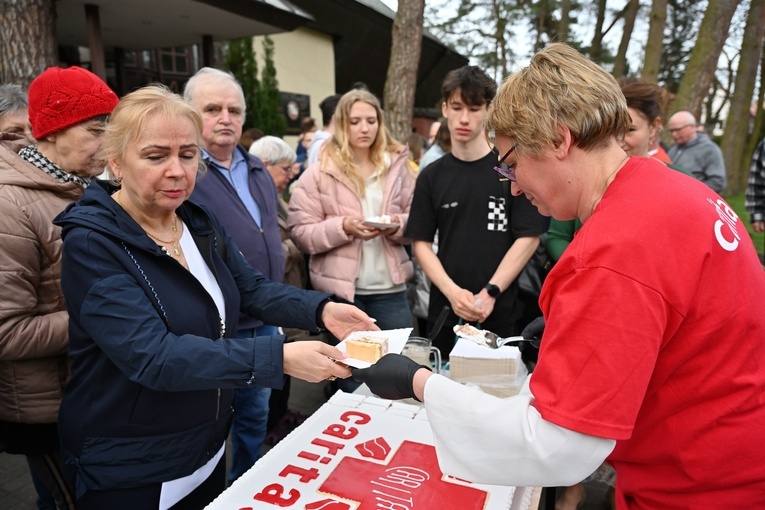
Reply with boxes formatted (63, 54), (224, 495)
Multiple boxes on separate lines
(19, 145), (92, 188)
(319, 147), (410, 188)
(54, 180), (215, 251)
(0, 140), (83, 198)
(202, 144), (267, 173)
(677, 132), (707, 149)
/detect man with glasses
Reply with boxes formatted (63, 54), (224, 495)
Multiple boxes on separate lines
(184, 68), (285, 485)
(405, 65), (545, 357)
(667, 110), (726, 192)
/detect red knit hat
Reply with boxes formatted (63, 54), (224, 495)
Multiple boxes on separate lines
(28, 66), (119, 140)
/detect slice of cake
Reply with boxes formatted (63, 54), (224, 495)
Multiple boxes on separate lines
(346, 336), (389, 363)
(454, 323), (484, 339)
(366, 214), (392, 224)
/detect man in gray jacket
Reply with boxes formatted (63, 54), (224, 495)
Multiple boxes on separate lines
(667, 111), (726, 193)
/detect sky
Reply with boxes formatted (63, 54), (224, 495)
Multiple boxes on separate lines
(378, 0), (648, 74)
(379, 0), (753, 128)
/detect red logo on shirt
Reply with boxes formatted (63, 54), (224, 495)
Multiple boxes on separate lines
(707, 198), (740, 251)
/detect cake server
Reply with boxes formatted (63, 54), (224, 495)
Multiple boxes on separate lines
(454, 326), (540, 350)
(482, 330), (540, 349)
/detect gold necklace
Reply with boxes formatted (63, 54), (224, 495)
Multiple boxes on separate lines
(144, 216), (181, 259)
(115, 191), (182, 259)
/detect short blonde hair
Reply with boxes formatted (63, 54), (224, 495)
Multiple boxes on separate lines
(487, 43), (630, 159)
(100, 84), (204, 176)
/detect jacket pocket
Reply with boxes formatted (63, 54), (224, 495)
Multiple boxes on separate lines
(77, 419), (217, 493)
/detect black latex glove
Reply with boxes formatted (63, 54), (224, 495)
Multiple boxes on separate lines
(521, 316), (545, 348)
(351, 354), (431, 401)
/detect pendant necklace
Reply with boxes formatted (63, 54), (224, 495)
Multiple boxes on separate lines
(115, 190), (182, 261)
(144, 216), (181, 259)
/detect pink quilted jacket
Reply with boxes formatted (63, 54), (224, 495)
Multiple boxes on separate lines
(288, 148), (415, 301)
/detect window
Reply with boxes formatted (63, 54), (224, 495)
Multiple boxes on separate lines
(159, 46), (190, 74)
(142, 50), (156, 71)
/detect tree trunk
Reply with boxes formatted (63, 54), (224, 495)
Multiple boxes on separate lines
(535, 4), (547, 53)
(744, 48), (765, 177)
(590, 0), (608, 63)
(495, 11), (509, 81)
(0, 0), (58, 88)
(558, 0), (571, 42)
(720, 0), (765, 195)
(641, 0), (667, 82)
(670, 0), (740, 119)
(613, 0), (639, 78)
(384, 0), (425, 144)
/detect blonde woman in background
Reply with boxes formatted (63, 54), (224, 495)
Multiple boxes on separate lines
(288, 89), (416, 389)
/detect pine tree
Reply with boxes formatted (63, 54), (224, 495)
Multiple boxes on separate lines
(426, 0), (529, 82)
(657, 0), (704, 94)
(224, 38), (260, 131)
(670, 0), (740, 118)
(257, 36), (286, 137)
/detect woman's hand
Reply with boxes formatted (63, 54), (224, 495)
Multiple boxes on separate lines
(283, 341), (352, 383)
(322, 302), (379, 340)
(379, 214), (400, 236)
(343, 216), (382, 240)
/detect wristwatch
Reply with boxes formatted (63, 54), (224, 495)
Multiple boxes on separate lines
(484, 283), (501, 298)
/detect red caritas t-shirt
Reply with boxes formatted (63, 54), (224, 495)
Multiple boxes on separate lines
(531, 157), (765, 508)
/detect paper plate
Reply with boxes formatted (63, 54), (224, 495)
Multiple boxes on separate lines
(335, 328), (413, 368)
(362, 221), (400, 229)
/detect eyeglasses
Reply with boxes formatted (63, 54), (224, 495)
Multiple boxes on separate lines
(668, 124), (693, 134)
(492, 145), (517, 182)
(277, 164), (293, 173)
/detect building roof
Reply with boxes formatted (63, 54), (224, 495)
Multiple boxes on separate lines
(56, 0), (312, 51)
(55, 0), (467, 111)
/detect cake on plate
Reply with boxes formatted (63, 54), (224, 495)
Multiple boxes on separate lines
(365, 214), (392, 224)
(204, 392), (534, 510)
(345, 336), (388, 363)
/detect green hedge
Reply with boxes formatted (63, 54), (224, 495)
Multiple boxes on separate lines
(727, 192), (764, 257)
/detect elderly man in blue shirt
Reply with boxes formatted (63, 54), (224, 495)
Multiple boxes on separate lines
(185, 68), (285, 484)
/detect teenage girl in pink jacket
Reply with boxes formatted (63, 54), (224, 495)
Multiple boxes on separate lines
(288, 90), (416, 368)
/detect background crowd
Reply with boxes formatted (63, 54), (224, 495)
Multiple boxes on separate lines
(1, 47), (764, 510)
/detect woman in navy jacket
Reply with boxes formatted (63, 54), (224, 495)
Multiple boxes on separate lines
(53, 85), (374, 509)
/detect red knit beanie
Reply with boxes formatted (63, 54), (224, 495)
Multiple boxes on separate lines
(28, 66), (119, 140)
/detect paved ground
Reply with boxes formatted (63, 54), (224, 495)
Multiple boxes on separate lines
(0, 452), (39, 510)
(0, 376), (611, 510)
